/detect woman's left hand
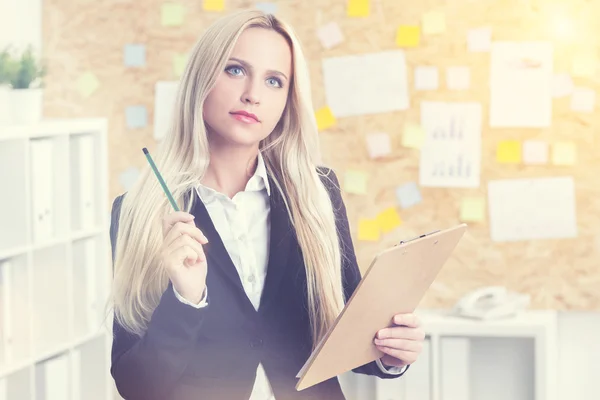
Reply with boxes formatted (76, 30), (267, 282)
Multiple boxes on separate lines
(374, 313), (425, 368)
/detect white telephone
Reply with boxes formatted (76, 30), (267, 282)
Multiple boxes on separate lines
(453, 286), (530, 320)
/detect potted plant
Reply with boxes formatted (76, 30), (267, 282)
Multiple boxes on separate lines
(0, 47), (16, 125)
(10, 46), (46, 124)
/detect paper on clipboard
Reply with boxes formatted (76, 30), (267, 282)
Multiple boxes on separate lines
(295, 224), (467, 391)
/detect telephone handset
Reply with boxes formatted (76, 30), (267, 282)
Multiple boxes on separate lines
(453, 286), (530, 320)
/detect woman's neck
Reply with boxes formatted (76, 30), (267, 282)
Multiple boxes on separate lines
(201, 145), (259, 199)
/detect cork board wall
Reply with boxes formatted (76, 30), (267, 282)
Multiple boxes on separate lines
(43, 0), (600, 310)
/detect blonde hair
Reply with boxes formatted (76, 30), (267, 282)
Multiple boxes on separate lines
(111, 9), (344, 350)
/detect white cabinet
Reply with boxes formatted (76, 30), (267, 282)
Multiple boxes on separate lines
(0, 119), (113, 399)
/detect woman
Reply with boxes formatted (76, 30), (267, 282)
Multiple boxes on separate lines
(109, 9), (424, 400)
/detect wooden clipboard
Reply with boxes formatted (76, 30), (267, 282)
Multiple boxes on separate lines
(295, 224), (467, 391)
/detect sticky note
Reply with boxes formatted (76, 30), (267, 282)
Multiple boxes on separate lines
(203, 0), (224, 11)
(422, 10), (446, 35)
(358, 218), (380, 241)
(255, 2), (277, 14)
(402, 123), (425, 149)
(317, 22), (344, 49)
(460, 197), (486, 222)
(447, 66), (470, 90)
(77, 72), (99, 97)
(315, 106), (336, 131)
(552, 73), (573, 98)
(126, 105), (148, 129)
(124, 44), (145, 67)
(551, 141), (577, 166)
(522, 140), (548, 165)
(414, 66), (438, 90)
(571, 52), (597, 78)
(344, 170), (368, 194)
(396, 26), (420, 47)
(119, 167), (140, 191)
(396, 182), (422, 209)
(366, 132), (391, 159)
(347, 0), (369, 17)
(173, 53), (189, 77)
(496, 140), (521, 164)
(570, 87), (596, 113)
(376, 207), (402, 233)
(467, 27), (491, 52)
(161, 3), (185, 26)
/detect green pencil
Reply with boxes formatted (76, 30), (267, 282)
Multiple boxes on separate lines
(142, 147), (180, 211)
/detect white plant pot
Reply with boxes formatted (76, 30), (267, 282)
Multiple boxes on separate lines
(10, 88), (43, 125)
(0, 85), (11, 125)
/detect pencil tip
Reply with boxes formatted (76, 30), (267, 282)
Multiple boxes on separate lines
(142, 147), (149, 155)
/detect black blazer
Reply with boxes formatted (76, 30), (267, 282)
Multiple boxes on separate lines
(109, 168), (406, 400)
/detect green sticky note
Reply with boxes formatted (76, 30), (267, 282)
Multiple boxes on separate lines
(344, 170), (368, 194)
(77, 72), (99, 98)
(173, 53), (188, 77)
(460, 197), (486, 222)
(402, 123), (425, 149)
(162, 3), (185, 27)
(551, 141), (577, 166)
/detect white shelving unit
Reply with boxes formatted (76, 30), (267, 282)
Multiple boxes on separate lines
(340, 309), (558, 400)
(0, 119), (113, 400)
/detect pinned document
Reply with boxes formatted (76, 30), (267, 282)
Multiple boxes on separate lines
(414, 66), (439, 91)
(522, 140), (548, 165)
(396, 182), (422, 209)
(124, 44), (146, 67)
(447, 66), (470, 90)
(126, 105), (148, 129)
(317, 22), (344, 49)
(570, 87), (595, 112)
(366, 132), (391, 159)
(467, 27), (491, 52)
(358, 218), (380, 241)
(255, 2), (277, 14)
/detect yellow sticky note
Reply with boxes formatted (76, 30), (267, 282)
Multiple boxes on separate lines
(551, 141), (577, 166)
(358, 218), (380, 241)
(344, 170), (368, 194)
(572, 52), (597, 78)
(460, 197), (486, 222)
(376, 207), (402, 233)
(347, 0), (369, 17)
(161, 3), (185, 27)
(422, 10), (446, 35)
(203, 0), (224, 11)
(396, 25), (420, 47)
(77, 72), (99, 98)
(402, 123), (425, 149)
(497, 140), (521, 164)
(315, 106), (336, 131)
(173, 53), (188, 77)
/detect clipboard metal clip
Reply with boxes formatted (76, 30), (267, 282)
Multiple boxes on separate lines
(397, 230), (441, 245)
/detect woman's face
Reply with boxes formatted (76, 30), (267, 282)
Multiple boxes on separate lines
(203, 27), (293, 150)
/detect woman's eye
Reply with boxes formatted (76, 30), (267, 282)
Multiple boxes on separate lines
(226, 66), (244, 76)
(267, 77), (282, 88)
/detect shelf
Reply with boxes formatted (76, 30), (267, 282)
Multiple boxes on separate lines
(0, 139), (29, 254)
(0, 118), (107, 142)
(0, 365), (32, 400)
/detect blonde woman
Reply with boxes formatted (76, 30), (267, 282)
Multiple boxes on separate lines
(109, 9), (424, 400)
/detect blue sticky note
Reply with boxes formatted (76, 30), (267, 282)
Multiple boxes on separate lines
(119, 167), (140, 191)
(126, 105), (148, 129)
(255, 2), (277, 14)
(124, 44), (146, 67)
(396, 182), (422, 209)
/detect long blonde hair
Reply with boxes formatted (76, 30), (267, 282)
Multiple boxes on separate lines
(111, 9), (344, 350)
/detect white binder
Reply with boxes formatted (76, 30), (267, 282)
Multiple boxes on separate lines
(404, 338), (431, 400)
(440, 338), (470, 400)
(78, 135), (95, 229)
(44, 355), (70, 400)
(0, 261), (9, 366)
(30, 139), (54, 243)
(84, 239), (98, 331)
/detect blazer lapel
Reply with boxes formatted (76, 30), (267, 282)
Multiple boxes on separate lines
(259, 175), (293, 311)
(189, 190), (256, 313)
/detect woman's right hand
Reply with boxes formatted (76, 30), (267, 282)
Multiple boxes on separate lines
(160, 211), (209, 305)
